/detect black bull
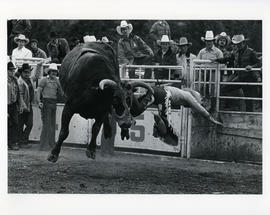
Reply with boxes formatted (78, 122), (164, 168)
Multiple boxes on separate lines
(47, 42), (153, 162)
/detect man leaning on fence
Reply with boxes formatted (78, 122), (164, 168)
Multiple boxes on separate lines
(36, 64), (64, 151)
(176, 37), (196, 87)
(17, 61), (43, 148)
(213, 34), (262, 112)
(117, 20), (154, 79)
(153, 35), (177, 80)
(11, 34), (32, 68)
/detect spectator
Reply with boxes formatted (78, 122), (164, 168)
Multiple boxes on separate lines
(176, 37), (196, 86)
(36, 64), (64, 150)
(8, 62), (22, 150)
(47, 31), (70, 63)
(17, 62), (42, 148)
(197, 31), (223, 99)
(8, 19), (31, 55)
(197, 30), (223, 61)
(215, 32), (233, 69)
(117, 20), (154, 78)
(149, 20), (171, 54)
(153, 35), (177, 80)
(30, 39), (47, 59)
(11, 34), (32, 68)
(170, 40), (179, 55)
(214, 34), (262, 112)
(70, 37), (81, 49)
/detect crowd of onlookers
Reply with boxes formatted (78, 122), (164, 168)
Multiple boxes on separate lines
(7, 19), (262, 151)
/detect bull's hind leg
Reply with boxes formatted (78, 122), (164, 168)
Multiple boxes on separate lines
(86, 117), (104, 159)
(48, 104), (74, 163)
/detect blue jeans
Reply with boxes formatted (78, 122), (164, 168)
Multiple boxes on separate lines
(18, 106), (33, 144)
(40, 99), (57, 150)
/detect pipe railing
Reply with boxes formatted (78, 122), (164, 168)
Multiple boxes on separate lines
(191, 61), (262, 114)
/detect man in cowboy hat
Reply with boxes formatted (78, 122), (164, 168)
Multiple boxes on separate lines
(30, 39), (47, 59)
(149, 20), (171, 54)
(214, 34), (262, 112)
(215, 32), (231, 54)
(8, 61), (23, 150)
(117, 20), (154, 78)
(11, 34), (32, 68)
(197, 30), (223, 61)
(17, 61), (43, 148)
(176, 37), (196, 86)
(36, 63), (64, 150)
(8, 19), (31, 55)
(153, 35), (177, 80)
(47, 31), (70, 63)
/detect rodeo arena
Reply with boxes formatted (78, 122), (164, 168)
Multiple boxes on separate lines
(7, 19), (262, 194)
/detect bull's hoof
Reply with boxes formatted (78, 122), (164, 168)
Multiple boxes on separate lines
(86, 149), (96, 160)
(47, 153), (59, 163)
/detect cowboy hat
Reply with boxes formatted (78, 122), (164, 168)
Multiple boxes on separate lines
(177, 37), (192, 46)
(231, 34), (249, 44)
(14, 34), (29, 44)
(215, 32), (231, 45)
(201, 30), (215, 42)
(157, 35), (173, 45)
(18, 63), (33, 73)
(44, 63), (58, 75)
(83, 35), (97, 43)
(116, 20), (133, 35)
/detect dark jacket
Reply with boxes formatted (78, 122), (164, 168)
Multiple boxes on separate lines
(153, 47), (177, 79)
(216, 45), (261, 81)
(47, 38), (70, 63)
(118, 34), (153, 65)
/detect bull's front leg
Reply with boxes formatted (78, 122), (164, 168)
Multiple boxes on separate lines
(48, 104), (74, 163)
(86, 117), (104, 159)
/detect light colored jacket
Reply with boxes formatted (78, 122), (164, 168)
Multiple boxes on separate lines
(17, 64), (41, 112)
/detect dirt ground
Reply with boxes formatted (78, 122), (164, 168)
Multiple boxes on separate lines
(8, 144), (262, 194)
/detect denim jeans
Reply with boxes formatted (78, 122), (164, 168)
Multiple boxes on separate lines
(18, 106), (33, 144)
(40, 99), (57, 150)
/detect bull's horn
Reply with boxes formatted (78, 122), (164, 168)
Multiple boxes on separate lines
(130, 81), (154, 94)
(99, 79), (118, 90)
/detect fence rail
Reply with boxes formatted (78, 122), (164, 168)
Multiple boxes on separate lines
(12, 58), (262, 115)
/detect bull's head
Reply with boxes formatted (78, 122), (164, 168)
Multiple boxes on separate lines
(99, 79), (154, 131)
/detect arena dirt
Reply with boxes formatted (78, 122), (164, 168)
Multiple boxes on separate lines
(8, 144), (262, 194)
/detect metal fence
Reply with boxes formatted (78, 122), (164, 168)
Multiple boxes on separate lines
(191, 59), (262, 114)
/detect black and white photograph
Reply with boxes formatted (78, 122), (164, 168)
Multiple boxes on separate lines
(1, 0), (270, 215)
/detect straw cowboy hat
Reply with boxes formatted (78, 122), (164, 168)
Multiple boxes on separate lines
(231, 34), (249, 44)
(157, 35), (173, 45)
(177, 37), (192, 46)
(201, 31), (215, 42)
(215, 32), (231, 45)
(14, 34), (29, 44)
(83, 35), (97, 43)
(44, 63), (59, 75)
(116, 20), (133, 35)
